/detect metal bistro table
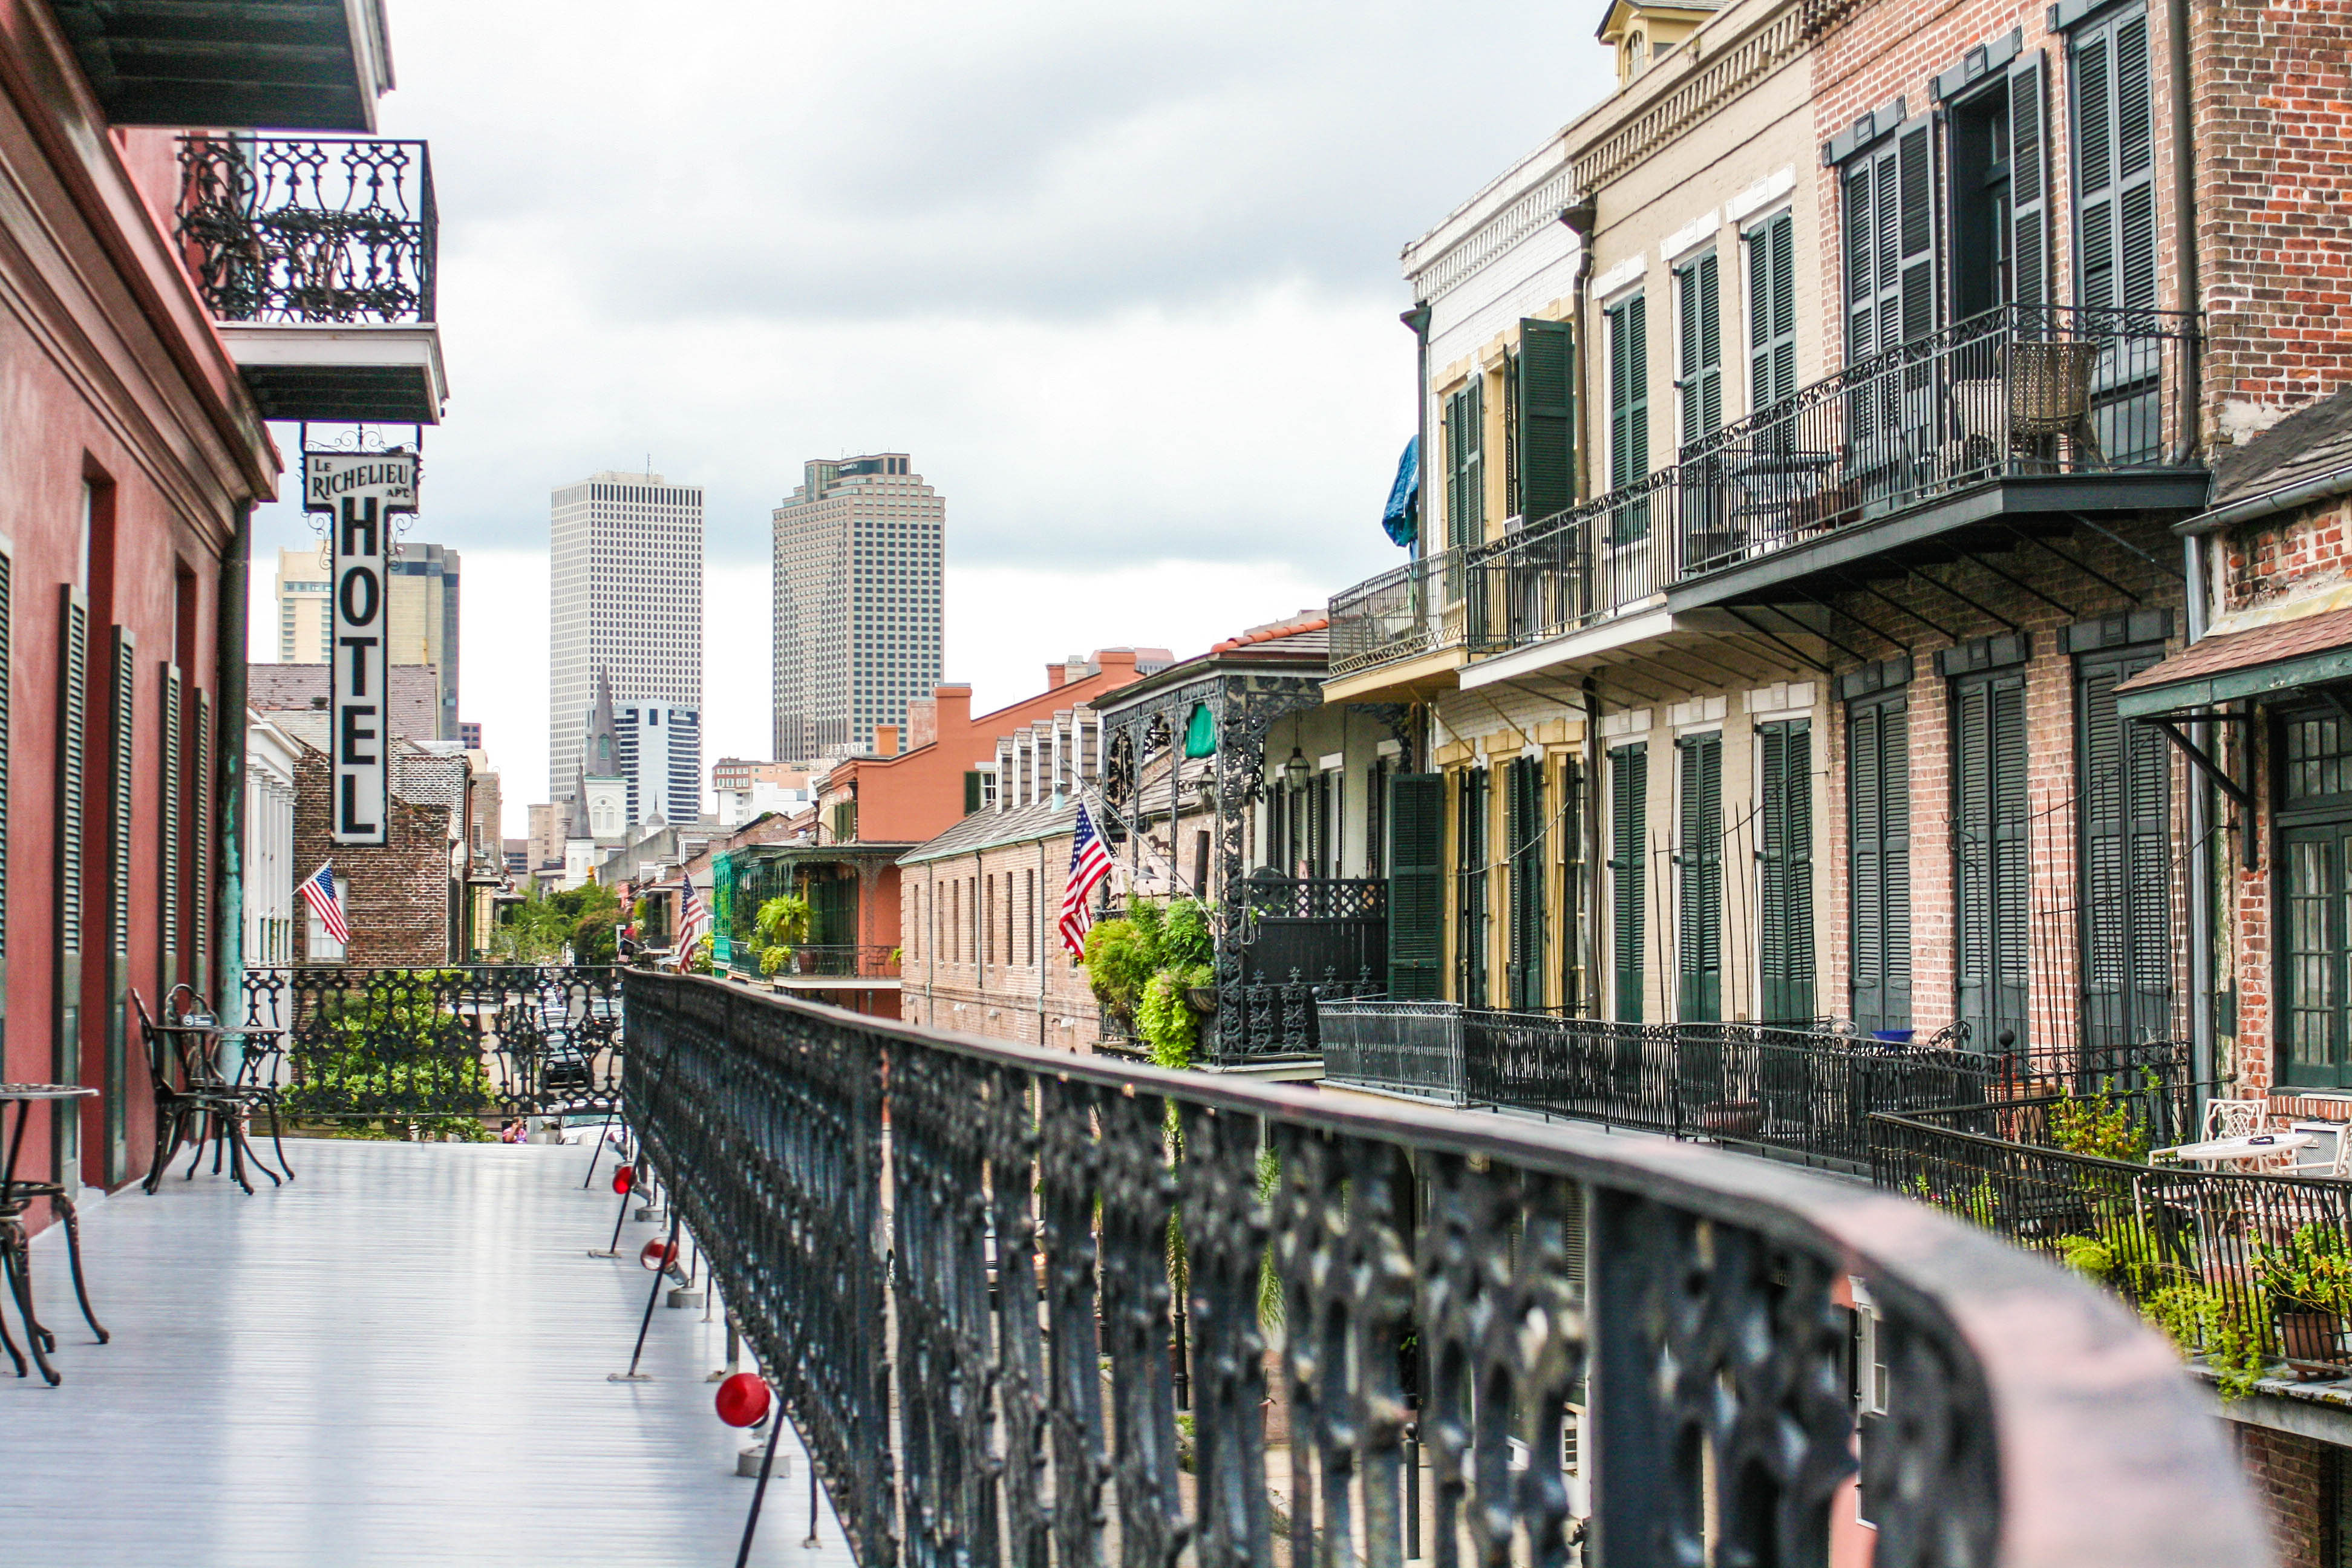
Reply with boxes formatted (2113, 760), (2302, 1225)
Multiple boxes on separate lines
(2157, 1131), (2315, 1168)
(0, 1083), (108, 1385)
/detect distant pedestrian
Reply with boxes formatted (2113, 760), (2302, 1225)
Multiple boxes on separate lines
(500, 1117), (528, 1144)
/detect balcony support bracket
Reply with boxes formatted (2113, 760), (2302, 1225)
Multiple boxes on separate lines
(1765, 604), (1870, 665)
(1799, 589), (1909, 656)
(1910, 566), (2024, 635)
(1953, 548), (2079, 619)
(1719, 607), (1831, 675)
(1833, 572), (1959, 642)
(2148, 714), (2257, 864)
(2006, 524), (2143, 604)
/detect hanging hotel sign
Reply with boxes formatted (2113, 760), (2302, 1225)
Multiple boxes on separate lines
(305, 451), (419, 845)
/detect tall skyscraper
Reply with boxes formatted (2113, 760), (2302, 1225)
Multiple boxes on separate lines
(771, 453), (943, 762)
(275, 541), (462, 739)
(549, 470), (704, 800)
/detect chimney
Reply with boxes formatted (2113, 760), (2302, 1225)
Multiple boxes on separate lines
(935, 684), (974, 739)
(1045, 664), (1067, 690)
(876, 724), (900, 757)
(906, 696), (938, 750)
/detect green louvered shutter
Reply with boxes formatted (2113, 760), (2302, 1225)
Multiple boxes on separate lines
(1896, 124), (1936, 344)
(1844, 156), (1881, 364)
(2072, 8), (2157, 318)
(192, 687), (211, 986)
(0, 552), (10, 1038)
(2079, 650), (2171, 1048)
(1609, 743), (1647, 1022)
(1676, 733), (1723, 1022)
(1849, 697), (1913, 1034)
(1518, 318), (1576, 523)
(1757, 720), (1815, 1023)
(1676, 252), (1723, 451)
(160, 662), (181, 990)
(1457, 768), (1489, 1005)
(54, 589), (87, 1180)
(1953, 670), (2029, 1050)
(1607, 294), (1650, 492)
(2010, 51), (2050, 309)
(1446, 380), (1486, 550)
(106, 627), (134, 1179)
(1748, 212), (1797, 414)
(1386, 773), (1445, 1000)
(1558, 755), (1587, 1015)
(1506, 755), (1546, 1010)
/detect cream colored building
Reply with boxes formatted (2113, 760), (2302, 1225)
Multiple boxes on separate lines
(275, 540), (462, 740)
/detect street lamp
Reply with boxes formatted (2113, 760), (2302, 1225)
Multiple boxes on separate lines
(1282, 747), (1312, 791)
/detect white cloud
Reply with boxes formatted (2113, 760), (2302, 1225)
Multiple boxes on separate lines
(244, 0), (1619, 836)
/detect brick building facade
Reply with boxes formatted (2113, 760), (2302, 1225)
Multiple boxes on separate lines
(289, 739), (469, 968)
(898, 800), (1100, 1050)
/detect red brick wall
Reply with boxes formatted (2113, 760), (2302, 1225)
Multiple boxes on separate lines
(2192, 0), (2352, 442)
(900, 831), (1100, 1050)
(2225, 498), (2352, 613)
(2237, 1424), (2335, 1568)
(291, 747), (457, 969)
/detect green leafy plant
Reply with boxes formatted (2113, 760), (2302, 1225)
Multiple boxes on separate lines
(2048, 1089), (2151, 1163)
(685, 933), (715, 975)
(1138, 971), (1197, 1070)
(2256, 1223), (2352, 1315)
(755, 894), (814, 952)
(1082, 917), (1158, 1031)
(759, 945), (794, 978)
(286, 969), (498, 1138)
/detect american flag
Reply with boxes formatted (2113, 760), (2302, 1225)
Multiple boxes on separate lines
(299, 862), (349, 946)
(675, 879), (711, 957)
(1057, 805), (1116, 956)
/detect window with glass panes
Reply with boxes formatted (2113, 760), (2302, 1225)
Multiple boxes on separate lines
(2280, 708), (2352, 1086)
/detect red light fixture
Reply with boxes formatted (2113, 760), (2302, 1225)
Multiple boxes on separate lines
(639, 1237), (679, 1271)
(612, 1164), (635, 1195)
(715, 1372), (772, 1428)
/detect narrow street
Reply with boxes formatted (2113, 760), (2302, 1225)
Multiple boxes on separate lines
(0, 1141), (844, 1568)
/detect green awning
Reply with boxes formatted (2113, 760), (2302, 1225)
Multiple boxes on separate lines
(2115, 605), (2352, 718)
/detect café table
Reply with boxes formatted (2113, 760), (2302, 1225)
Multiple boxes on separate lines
(0, 1083), (105, 1385)
(2154, 1131), (2315, 1168)
(152, 1018), (291, 1191)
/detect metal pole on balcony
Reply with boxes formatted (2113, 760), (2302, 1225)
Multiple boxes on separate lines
(2183, 534), (2216, 1118)
(1403, 304), (1432, 564)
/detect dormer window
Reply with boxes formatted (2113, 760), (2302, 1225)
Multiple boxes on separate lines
(1627, 30), (1647, 73)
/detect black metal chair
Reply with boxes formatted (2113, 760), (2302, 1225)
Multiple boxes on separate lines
(169, 984), (294, 1184)
(135, 989), (284, 1195)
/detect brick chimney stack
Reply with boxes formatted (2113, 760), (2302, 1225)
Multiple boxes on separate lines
(875, 724), (900, 757)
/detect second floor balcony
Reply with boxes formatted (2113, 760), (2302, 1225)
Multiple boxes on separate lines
(1331, 304), (2206, 676)
(177, 134), (445, 425)
(1324, 544), (1468, 701)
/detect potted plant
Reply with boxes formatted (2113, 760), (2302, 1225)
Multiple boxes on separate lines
(2256, 1223), (2352, 1368)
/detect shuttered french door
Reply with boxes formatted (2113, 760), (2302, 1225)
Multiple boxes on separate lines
(1506, 756), (1546, 1011)
(1457, 769), (1490, 1005)
(2078, 650), (2171, 1048)
(1848, 696), (1913, 1036)
(1445, 379), (1485, 550)
(1676, 733), (1723, 1022)
(1387, 774), (1446, 1001)
(1757, 720), (1815, 1024)
(1676, 252), (1723, 449)
(1953, 670), (2030, 1050)
(2009, 51), (2051, 309)
(1746, 212), (1797, 416)
(54, 587), (87, 1181)
(106, 629), (134, 1180)
(1609, 743), (1647, 1022)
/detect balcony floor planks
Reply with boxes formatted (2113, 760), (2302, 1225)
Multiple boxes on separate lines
(0, 1140), (846, 1567)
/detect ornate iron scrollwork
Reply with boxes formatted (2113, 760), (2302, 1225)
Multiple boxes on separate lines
(620, 975), (2255, 1568)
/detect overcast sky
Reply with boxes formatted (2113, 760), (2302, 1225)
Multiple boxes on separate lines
(247, 0), (1612, 832)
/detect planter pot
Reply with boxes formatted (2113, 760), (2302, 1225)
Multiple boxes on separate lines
(1186, 986), (1220, 1017)
(2275, 1308), (2345, 1364)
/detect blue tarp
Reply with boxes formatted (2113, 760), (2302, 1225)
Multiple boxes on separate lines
(1381, 435), (1419, 547)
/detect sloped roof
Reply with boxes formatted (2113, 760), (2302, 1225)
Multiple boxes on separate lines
(899, 797), (1077, 865)
(2210, 386), (2352, 509)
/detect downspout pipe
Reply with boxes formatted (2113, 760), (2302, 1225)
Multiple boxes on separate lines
(1402, 303), (1432, 563)
(216, 501), (251, 1059)
(2183, 529), (2216, 1109)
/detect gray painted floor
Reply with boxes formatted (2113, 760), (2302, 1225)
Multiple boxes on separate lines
(0, 1138), (851, 1567)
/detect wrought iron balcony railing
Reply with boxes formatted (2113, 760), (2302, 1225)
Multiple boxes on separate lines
(238, 964), (622, 1121)
(755, 944), (901, 980)
(1464, 303), (2201, 655)
(621, 973), (2259, 1568)
(1325, 544), (1466, 678)
(175, 136), (437, 326)
(1318, 1001), (2194, 1169)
